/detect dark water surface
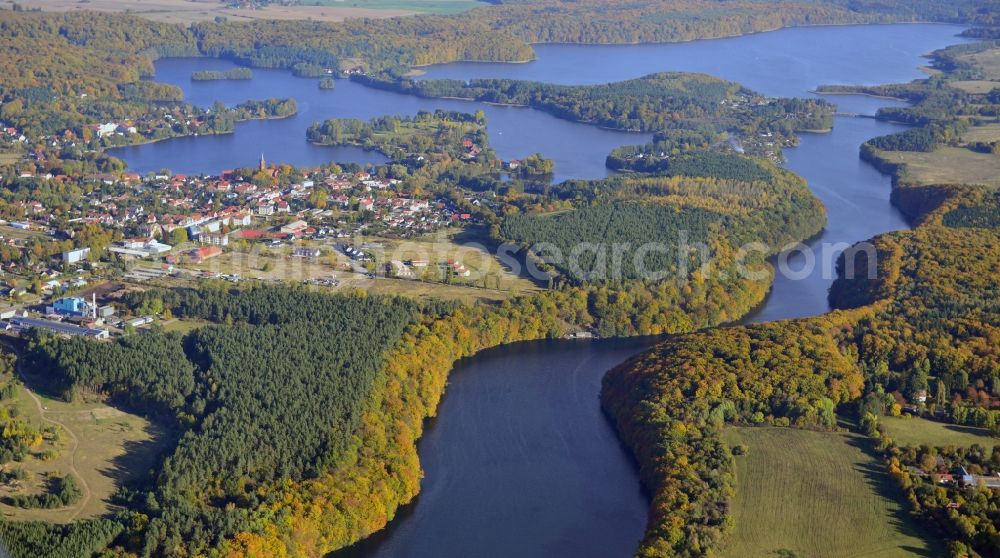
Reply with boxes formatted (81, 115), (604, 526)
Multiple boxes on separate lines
(117, 24), (970, 558)
(329, 24), (969, 558)
(337, 338), (654, 558)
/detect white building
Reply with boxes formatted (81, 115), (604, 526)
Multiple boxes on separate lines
(62, 247), (91, 265)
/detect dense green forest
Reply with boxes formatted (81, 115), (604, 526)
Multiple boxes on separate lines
(604, 223), (1000, 556)
(501, 200), (721, 282)
(485, 160), (826, 336)
(6, 475), (82, 510)
(605, 150), (773, 181)
(6, 2), (1000, 557)
(352, 73), (833, 159)
(23, 286), (431, 556)
(498, 164), (824, 286)
(0, 518), (123, 558)
(943, 191), (1000, 228)
(191, 68), (253, 81)
(307, 110), (491, 162)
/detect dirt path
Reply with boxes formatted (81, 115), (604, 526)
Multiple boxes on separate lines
(8, 346), (93, 522)
(19, 386), (92, 521)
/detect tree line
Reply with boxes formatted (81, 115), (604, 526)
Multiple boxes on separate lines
(307, 110), (490, 163)
(24, 285), (432, 556)
(191, 67), (253, 81)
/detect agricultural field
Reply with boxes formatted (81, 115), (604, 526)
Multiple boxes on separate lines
(0, 380), (169, 523)
(338, 273), (515, 302)
(949, 43), (1000, 92)
(303, 0), (486, 15)
(881, 416), (998, 448)
(950, 80), (1000, 94)
(959, 122), (1000, 143)
(874, 146), (1000, 188)
(3, 0), (432, 24)
(721, 427), (941, 558)
(958, 47), (1000, 81)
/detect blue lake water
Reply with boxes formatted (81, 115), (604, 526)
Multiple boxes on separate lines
(330, 23), (968, 558)
(114, 23), (971, 558)
(112, 58), (651, 183)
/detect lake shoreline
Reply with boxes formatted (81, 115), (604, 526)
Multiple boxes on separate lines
(112, 22), (969, 558)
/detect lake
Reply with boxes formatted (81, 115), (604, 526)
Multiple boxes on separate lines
(336, 338), (655, 558)
(112, 59), (652, 184)
(119, 23), (970, 558)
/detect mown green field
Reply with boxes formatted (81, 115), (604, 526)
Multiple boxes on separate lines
(306, 0), (486, 15)
(882, 416), (999, 448)
(722, 427), (941, 558)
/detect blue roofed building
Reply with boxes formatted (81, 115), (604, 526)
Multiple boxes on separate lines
(52, 297), (89, 317)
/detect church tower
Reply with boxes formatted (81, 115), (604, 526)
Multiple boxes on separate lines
(259, 153), (266, 171)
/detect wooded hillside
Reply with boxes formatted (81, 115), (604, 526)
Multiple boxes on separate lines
(23, 286), (429, 555)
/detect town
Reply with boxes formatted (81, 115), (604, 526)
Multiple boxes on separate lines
(0, 149), (500, 340)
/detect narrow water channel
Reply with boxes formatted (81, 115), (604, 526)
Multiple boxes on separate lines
(331, 24), (969, 558)
(116, 24), (971, 558)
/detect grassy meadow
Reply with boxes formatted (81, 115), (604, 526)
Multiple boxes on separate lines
(0, 382), (169, 523)
(721, 427), (941, 558)
(875, 146), (1000, 188)
(881, 416), (999, 448)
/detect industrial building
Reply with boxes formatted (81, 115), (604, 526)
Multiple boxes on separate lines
(50, 297), (89, 317)
(7, 316), (109, 339)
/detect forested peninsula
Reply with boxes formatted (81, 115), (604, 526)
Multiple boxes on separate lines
(2, 0), (997, 139)
(351, 73), (833, 161)
(603, 34), (1000, 558)
(5, 103), (830, 555)
(3, 1), (1000, 557)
